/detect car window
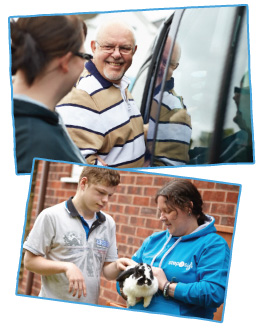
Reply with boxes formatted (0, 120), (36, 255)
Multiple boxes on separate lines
(138, 6), (253, 166)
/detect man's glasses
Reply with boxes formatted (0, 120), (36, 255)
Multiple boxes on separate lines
(74, 52), (93, 61)
(96, 41), (134, 54)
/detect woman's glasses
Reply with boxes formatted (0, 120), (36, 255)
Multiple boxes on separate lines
(74, 52), (93, 61)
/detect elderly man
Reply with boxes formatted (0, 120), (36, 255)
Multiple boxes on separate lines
(56, 20), (145, 168)
(146, 41), (192, 166)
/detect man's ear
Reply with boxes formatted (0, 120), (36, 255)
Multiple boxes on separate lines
(79, 176), (88, 190)
(59, 52), (73, 73)
(133, 45), (137, 55)
(90, 40), (97, 54)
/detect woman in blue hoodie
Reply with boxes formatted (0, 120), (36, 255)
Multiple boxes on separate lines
(118, 179), (230, 320)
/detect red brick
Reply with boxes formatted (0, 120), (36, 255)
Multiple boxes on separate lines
(136, 227), (154, 238)
(118, 245), (128, 255)
(124, 205), (140, 215)
(193, 180), (215, 189)
(144, 186), (159, 197)
(120, 175), (136, 184)
(145, 218), (163, 230)
(109, 204), (125, 213)
(133, 196), (150, 206)
(211, 203), (236, 216)
(141, 207), (157, 217)
(136, 175), (153, 185)
(121, 225), (136, 235)
(213, 215), (221, 225)
(127, 236), (144, 247)
(116, 233), (127, 244)
(203, 191), (226, 202)
(118, 195), (133, 204)
(130, 216), (146, 227)
(114, 214), (129, 224)
(203, 202), (211, 213)
(215, 183), (240, 191)
(127, 186), (143, 195)
(226, 192), (239, 203)
(153, 176), (171, 187)
(221, 216), (236, 226)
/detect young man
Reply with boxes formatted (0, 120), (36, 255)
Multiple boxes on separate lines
(56, 20), (145, 168)
(23, 166), (132, 303)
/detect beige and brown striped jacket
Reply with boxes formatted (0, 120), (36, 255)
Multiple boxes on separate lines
(57, 61), (145, 168)
(147, 78), (192, 166)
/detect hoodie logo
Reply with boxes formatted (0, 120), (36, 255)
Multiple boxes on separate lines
(168, 260), (193, 271)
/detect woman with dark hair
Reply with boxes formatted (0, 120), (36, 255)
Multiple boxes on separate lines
(11, 15), (90, 174)
(118, 179), (230, 320)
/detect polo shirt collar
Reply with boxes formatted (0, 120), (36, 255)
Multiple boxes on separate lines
(85, 60), (129, 90)
(65, 197), (106, 223)
(85, 60), (112, 88)
(154, 77), (175, 96)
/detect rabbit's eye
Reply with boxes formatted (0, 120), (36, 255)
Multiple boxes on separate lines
(138, 269), (144, 275)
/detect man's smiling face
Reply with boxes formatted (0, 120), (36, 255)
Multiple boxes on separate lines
(91, 22), (136, 84)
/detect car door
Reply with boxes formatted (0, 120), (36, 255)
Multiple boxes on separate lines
(131, 5), (253, 167)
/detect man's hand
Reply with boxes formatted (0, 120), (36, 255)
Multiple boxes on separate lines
(103, 258), (137, 280)
(64, 263), (87, 298)
(115, 258), (137, 272)
(24, 251), (87, 299)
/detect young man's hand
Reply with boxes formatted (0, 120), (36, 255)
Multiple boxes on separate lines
(103, 258), (137, 280)
(64, 263), (87, 298)
(115, 258), (137, 271)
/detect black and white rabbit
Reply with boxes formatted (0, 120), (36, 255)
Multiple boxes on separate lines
(116, 263), (158, 308)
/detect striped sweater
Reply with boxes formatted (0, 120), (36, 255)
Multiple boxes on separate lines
(147, 78), (192, 166)
(57, 61), (145, 168)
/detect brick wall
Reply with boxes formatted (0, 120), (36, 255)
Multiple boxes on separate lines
(18, 160), (240, 307)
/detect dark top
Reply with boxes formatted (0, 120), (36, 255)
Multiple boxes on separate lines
(13, 99), (85, 174)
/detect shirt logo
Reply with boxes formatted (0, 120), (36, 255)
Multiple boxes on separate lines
(63, 232), (82, 246)
(168, 260), (193, 271)
(96, 239), (109, 249)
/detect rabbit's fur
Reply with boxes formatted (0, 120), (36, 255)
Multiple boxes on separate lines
(116, 263), (158, 308)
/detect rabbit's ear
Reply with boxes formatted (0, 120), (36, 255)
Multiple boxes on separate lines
(116, 267), (136, 282)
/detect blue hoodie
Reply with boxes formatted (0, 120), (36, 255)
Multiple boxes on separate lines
(117, 216), (230, 320)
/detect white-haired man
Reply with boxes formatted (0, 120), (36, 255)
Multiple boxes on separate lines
(57, 20), (145, 168)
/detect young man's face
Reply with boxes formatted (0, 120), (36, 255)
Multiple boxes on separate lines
(91, 24), (136, 84)
(80, 180), (117, 217)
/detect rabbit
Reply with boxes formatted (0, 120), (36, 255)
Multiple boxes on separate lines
(116, 263), (158, 308)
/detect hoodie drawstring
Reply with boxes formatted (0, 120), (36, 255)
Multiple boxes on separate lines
(151, 235), (182, 268)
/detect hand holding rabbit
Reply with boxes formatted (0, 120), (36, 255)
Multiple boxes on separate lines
(117, 263), (158, 308)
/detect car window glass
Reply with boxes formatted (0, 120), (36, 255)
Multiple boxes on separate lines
(145, 27), (193, 166)
(146, 6), (252, 166)
(131, 65), (150, 113)
(219, 9), (253, 163)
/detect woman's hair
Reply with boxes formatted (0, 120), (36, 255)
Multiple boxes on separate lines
(155, 179), (207, 225)
(11, 15), (87, 85)
(79, 166), (120, 187)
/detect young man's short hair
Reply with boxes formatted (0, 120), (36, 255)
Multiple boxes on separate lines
(79, 166), (120, 187)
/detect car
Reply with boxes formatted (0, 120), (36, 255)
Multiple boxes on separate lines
(131, 5), (253, 167)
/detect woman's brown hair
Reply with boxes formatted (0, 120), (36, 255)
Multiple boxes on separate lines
(11, 15), (86, 85)
(155, 179), (207, 225)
